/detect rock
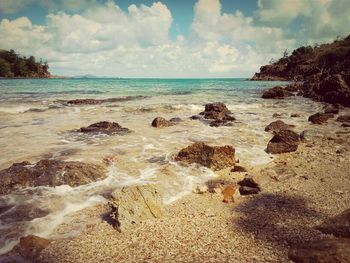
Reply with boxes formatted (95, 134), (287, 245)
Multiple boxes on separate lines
(194, 184), (208, 194)
(342, 122), (350, 127)
(169, 117), (182, 123)
(151, 117), (174, 128)
(109, 184), (164, 231)
(238, 177), (261, 195)
(288, 238), (350, 263)
(272, 113), (282, 118)
(190, 115), (202, 120)
(262, 86), (293, 99)
(222, 185), (236, 203)
(175, 142), (236, 171)
(15, 235), (51, 261)
(199, 102), (235, 127)
(266, 130), (300, 154)
(239, 186), (260, 195)
(324, 104), (340, 114)
(308, 112), (334, 124)
(231, 165), (248, 172)
(0, 159), (106, 195)
(291, 113), (301, 117)
(78, 121), (131, 135)
(315, 208), (350, 238)
(64, 96), (147, 105)
(238, 177), (261, 190)
(318, 74), (350, 107)
(264, 120), (291, 133)
(337, 115), (350, 123)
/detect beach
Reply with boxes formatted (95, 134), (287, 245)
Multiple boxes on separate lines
(0, 78), (349, 262)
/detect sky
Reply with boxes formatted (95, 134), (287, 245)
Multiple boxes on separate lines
(0, 0), (349, 78)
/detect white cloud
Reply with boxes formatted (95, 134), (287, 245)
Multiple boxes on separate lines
(0, 0), (348, 77)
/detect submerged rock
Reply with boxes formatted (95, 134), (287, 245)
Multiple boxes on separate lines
(109, 185), (164, 231)
(266, 130), (300, 154)
(265, 120), (292, 133)
(151, 117), (175, 128)
(308, 112), (334, 124)
(78, 121), (131, 135)
(199, 102), (235, 127)
(175, 142), (236, 171)
(288, 238), (350, 263)
(262, 86), (293, 99)
(315, 208), (350, 238)
(0, 159), (106, 195)
(15, 235), (51, 261)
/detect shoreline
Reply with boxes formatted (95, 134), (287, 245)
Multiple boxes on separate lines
(5, 121), (348, 262)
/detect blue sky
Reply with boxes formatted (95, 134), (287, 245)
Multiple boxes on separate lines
(0, 0), (349, 77)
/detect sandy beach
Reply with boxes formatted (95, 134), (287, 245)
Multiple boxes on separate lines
(26, 123), (349, 263)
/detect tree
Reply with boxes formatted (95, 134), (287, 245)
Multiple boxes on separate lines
(283, 49), (289, 58)
(0, 58), (13, 77)
(13, 59), (28, 77)
(26, 55), (37, 72)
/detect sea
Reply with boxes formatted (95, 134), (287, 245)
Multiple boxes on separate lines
(0, 78), (338, 254)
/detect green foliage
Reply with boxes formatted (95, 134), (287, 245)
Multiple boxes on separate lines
(0, 49), (50, 78)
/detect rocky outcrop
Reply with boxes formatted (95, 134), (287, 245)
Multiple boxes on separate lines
(262, 86), (293, 99)
(265, 120), (292, 133)
(0, 159), (106, 194)
(109, 185), (164, 231)
(199, 102), (235, 127)
(175, 142), (236, 171)
(266, 130), (300, 154)
(252, 35), (350, 107)
(78, 121), (131, 135)
(308, 112), (334, 124)
(315, 208), (350, 238)
(151, 117), (175, 128)
(288, 238), (350, 263)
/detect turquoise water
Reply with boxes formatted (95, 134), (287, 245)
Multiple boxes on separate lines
(0, 78), (288, 101)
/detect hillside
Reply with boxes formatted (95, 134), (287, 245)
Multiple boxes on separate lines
(252, 35), (350, 106)
(0, 50), (51, 78)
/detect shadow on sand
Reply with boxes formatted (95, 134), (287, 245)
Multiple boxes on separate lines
(232, 193), (327, 249)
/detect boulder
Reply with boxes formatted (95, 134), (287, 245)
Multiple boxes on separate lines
(264, 120), (291, 133)
(318, 74), (350, 107)
(151, 117), (174, 128)
(288, 238), (350, 263)
(175, 142), (236, 171)
(262, 86), (293, 99)
(308, 112), (334, 124)
(238, 177), (261, 195)
(266, 130), (300, 154)
(315, 208), (350, 238)
(15, 235), (51, 261)
(337, 115), (350, 123)
(109, 184), (164, 231)
(199, 102), (235, 127)
(78, 121), (131, 135)
(0, 159), (106, 195)
(239, 186), (260, 195)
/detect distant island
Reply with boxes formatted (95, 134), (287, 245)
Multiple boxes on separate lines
(0, 49), (51, 78)
(252, 34), (350, 106)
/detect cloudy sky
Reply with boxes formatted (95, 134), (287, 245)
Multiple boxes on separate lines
(0, 0), (349, 77)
